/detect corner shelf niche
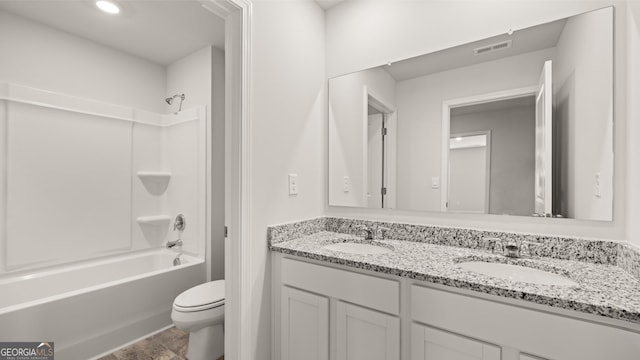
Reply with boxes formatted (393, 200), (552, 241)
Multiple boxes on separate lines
(136, 215), (171, 243)
(136, 171), (171, 195)
(136, 215), (171, 226)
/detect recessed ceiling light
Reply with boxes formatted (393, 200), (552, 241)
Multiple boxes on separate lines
(96, 0), (120, 15)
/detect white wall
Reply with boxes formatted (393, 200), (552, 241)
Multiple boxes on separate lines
(6, 101), (132, 270)
(554, 7), (614, 221)
(627, 1), (640, 246)
(250, 0), (326, 358)
(0, 10), (166, 112)
(329, 67), (396, 207)
(326, 0), (628, 241)
(395, 48), (553, 211)
(166, 46), (226, 280)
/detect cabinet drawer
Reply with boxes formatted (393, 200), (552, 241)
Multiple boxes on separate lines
(281, 258), (400, 314)
(411, 284), (640, 360)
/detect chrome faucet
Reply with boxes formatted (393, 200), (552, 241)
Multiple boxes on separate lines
(502, 240), (521, 258)
(174, 214), (186, 231)
(482, 237), (528, 258)
(357, 224), (390, 240)
(166, 239), (183, 249)
(358, 225), (375, 240)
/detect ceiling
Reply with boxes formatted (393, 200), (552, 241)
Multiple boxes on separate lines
(384, 17), (567, 82)
(451, 95), (536, 117)
(0, 0), (225, 65)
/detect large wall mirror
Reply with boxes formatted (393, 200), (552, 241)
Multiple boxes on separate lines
(328, 6), (613, 221)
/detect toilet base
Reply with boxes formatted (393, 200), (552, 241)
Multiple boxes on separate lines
(187, 324), (224, 360)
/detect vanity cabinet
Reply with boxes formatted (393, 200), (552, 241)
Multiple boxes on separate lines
(411, 284), (639, 360)
(274, 255), (401, 360)
(411, 323), (500, 360)
(273, 253), (640, 360)
(280, 286), (329, 360)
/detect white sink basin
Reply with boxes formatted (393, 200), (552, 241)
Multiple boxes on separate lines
(458, 261), (578, 287)
(322, 242), (393, 255)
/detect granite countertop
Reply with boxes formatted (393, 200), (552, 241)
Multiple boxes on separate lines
(270, 231), (640, 326)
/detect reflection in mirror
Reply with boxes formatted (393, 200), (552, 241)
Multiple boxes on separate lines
(448, 97), (535, 216)
(328, 6), (613, 221)
(366, 94), (395, 208)
(448, 132), (491, 214)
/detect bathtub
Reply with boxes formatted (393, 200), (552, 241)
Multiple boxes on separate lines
(0, 249), (206, 359)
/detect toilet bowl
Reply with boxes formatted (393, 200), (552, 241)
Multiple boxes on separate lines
(171, 280), (225, 360)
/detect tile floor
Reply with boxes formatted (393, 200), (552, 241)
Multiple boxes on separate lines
(98, 327), (223, 360)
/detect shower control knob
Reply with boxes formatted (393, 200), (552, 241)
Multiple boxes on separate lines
(174, 214), (186, 231)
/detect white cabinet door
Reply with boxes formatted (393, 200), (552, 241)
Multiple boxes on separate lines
(411, 323), (501, 360)
(336, 301), (400, 360)
(281, 286), (329, 360)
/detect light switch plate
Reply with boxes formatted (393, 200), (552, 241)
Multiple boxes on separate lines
(343, 176), (350, 193)
(431, 176), (440, 189)
(288, 174), (298, 195)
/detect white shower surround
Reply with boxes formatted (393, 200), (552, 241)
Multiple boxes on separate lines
(0, 82), (207, 272)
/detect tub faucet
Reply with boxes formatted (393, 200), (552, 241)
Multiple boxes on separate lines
(166, 239), (183, 249)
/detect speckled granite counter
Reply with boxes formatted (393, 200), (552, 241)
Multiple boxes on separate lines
(270, 230), (640, 326)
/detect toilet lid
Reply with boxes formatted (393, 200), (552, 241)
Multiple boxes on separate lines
(173, 280), (225, 312)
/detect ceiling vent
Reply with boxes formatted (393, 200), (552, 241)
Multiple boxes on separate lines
(473, 40), (512, 56)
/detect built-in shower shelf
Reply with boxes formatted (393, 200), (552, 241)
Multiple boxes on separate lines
(136, 171), (171, 195)
(136, 215), (171, 227)
(137, 171), (171, 178)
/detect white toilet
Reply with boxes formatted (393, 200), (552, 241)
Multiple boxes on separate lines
(171, 280), (225, 360)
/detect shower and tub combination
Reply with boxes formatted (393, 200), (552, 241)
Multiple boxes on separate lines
(0, 83), (208, 359)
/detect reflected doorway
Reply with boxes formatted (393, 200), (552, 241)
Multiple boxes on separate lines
(448, 132), (491, 213)
(444, 93), (538, 216)
(366, 92), (396, 209)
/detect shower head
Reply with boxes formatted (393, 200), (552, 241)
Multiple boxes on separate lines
(165, 94), (186, 111)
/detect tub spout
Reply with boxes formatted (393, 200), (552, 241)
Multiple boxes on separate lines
(166, 239), (183, 249)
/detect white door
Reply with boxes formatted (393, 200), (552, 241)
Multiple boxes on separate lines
(336, 301), (400, 360)
(411, 323), (501, 360)
(281, 286), (329, 360)
(448, 134), (489, 213)
(534, 60), (553, 216)
(367, 114), (384, 208)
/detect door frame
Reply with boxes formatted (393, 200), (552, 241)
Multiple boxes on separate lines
(363, 86), (397, 209)
(205, 0), (251, 359)
(441, 86), (537, 212)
